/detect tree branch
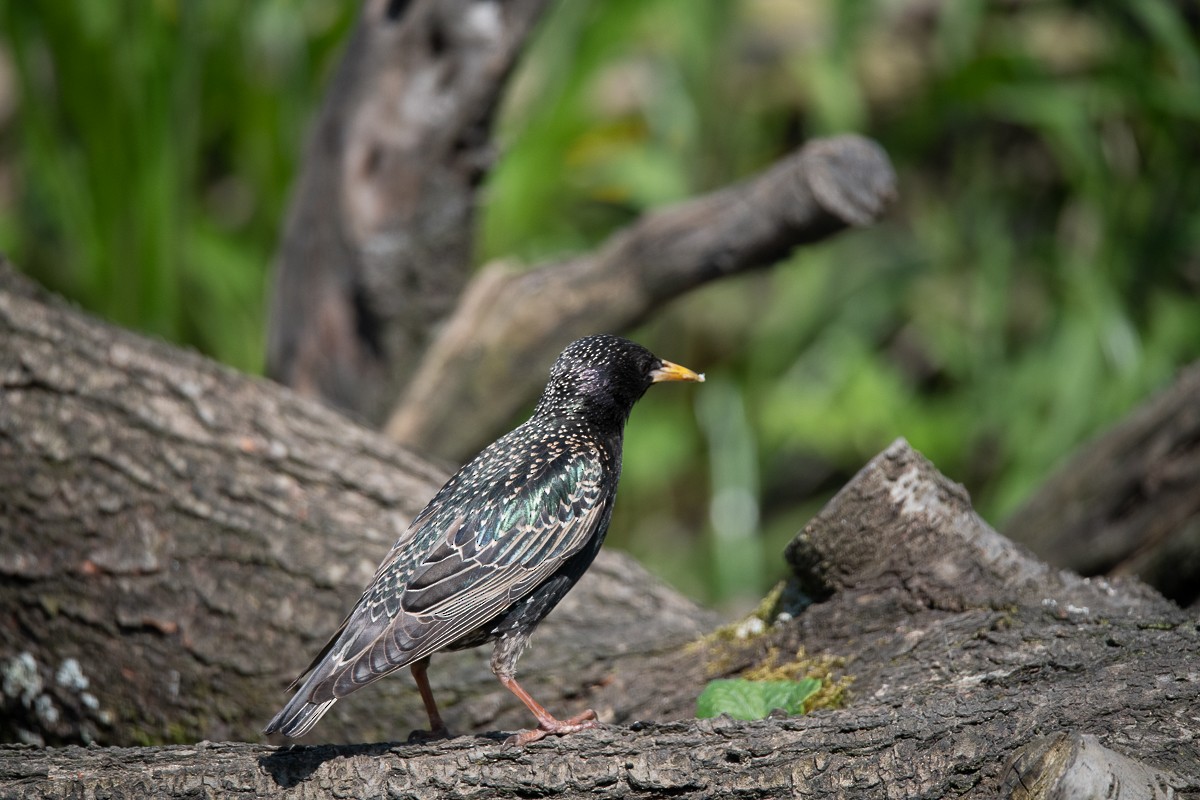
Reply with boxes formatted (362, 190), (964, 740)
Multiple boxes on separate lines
(261, 0), (896, 461)
(386, 135), (897, 461)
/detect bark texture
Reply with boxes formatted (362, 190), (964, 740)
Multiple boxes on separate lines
(3, 281), (1197, 797)
(1004, 360), (1200, 608)
(265, 0), (550, 425)
(386, 134), (896, 462)
(3, 718), (1196, 800)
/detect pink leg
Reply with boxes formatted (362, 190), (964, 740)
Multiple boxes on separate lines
(410, 657), (451, 740)
(499, 674), (599, 746)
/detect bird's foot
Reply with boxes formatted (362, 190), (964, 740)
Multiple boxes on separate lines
(407, 724), (453, 744)
(503, 708), (599, 747)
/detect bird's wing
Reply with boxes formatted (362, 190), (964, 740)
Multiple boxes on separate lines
(302, 448), (610, 703)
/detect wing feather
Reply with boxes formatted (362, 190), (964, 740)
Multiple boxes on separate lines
(297, 445), (610, 704)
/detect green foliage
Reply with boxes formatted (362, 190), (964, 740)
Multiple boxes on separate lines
(2, 2), (1198, 608)
(697, 643), (852, 715)
(0, 1), (354, 372)
(696, 677), (821, 721)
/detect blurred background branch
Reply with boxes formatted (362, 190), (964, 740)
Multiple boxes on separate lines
(1, 0), (1198, 609)
(385, 135), (896, 462)
(264, 0), (550, 425)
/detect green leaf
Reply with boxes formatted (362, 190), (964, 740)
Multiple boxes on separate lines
(696, 678), (822, 721)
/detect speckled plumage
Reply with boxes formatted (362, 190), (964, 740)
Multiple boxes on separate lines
(264, 335), (703, 744)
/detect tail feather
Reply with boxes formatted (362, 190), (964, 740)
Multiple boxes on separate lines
(264, 615), (402, 738)
(265, 616), (353, 738)
(263, 691), (337, 738)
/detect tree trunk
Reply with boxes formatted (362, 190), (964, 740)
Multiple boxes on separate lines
(1003, 360), (1200, 608)
(265, 0), (550, 425)
(263, 0), (898, 464)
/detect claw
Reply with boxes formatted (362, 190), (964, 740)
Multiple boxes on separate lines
(497, 674), (602, 746)
(503, 711), (600, 747)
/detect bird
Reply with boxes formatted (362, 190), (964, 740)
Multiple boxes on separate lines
(264, 334), (704, 746)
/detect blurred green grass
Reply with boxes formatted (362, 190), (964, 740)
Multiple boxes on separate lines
(0, 1), (353, 372)
(2, 1), (1198, 609)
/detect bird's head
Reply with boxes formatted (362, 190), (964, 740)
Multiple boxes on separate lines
(534, 335), (704, 428)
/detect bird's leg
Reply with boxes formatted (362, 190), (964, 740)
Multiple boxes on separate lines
(498, 673), (599, 746)
(408, 657), (452, 741)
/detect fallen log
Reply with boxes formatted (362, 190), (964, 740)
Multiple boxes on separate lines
(2, 287), (1196, 796)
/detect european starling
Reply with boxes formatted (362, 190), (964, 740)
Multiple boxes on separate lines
(264, 335), (704, 745)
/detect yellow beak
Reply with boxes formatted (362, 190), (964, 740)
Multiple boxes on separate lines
(650, 359), (705, 383)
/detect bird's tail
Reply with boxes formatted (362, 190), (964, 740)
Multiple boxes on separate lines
(264, 610), (355, 738)
(263, 684), (337, 739)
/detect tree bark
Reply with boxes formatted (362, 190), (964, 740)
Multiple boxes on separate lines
(1003, 360), (1200, 608)
(2, 408), (1197, 797)
(264, 0), (550, 425)
(3, 721), (1196, 800)
(386, 134), (896, 462)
